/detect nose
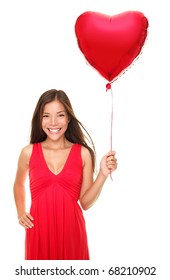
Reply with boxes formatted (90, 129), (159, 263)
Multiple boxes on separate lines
(50, 116), (58, 125)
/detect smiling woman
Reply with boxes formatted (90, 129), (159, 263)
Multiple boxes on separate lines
(13, 89), (118, 260)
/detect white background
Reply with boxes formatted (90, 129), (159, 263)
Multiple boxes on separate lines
(0, 0), (169, 279)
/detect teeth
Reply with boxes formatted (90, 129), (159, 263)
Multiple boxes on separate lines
(49, 128), (60, 133)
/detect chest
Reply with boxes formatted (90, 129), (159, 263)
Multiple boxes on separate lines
(42, 148), (71, 175)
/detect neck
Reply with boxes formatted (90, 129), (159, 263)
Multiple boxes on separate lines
(43, 137), (69, 150)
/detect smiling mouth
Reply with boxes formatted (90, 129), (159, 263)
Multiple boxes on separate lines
(48, 128), (61, 134)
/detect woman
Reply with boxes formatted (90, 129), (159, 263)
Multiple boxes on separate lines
(13, 89), (117, 260)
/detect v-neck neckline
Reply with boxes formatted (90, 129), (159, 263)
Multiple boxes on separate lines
(38, 142), (75, 177)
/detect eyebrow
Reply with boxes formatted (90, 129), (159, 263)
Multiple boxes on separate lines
(57, 111), (66, 114)
(43, 110), (66, 114)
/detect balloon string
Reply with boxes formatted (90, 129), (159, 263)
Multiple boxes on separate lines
(110, 85), (113, 151)
(106, 83), (113, 181)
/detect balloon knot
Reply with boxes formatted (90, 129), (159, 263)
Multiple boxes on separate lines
(106, 83), (111, 91)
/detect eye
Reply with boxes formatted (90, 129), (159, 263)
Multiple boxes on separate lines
(42, 114), (49, 118)
(58, 113), (65, 117)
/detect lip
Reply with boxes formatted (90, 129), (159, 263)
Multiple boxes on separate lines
(48, 128), (61, 134)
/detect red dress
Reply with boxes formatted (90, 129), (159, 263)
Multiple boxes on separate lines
(25, 143), (89, 260)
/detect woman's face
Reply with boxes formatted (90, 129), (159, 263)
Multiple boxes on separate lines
(42, 100), (69, 141)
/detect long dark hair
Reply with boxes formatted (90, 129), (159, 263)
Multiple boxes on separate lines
(30, 89), (96, 171)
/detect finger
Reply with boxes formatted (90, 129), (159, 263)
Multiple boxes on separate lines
(106, 156), (117, 164)
(107, 159), (118, 170)
(18, 214), (34, 228)
(25, 217), (34, 228)
(19, 219), (29, 229)
(20, 219), (33, 229)
(26, 213), (34, 221)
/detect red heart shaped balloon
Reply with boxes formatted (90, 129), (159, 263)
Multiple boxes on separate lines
(75, 11), (148, 82)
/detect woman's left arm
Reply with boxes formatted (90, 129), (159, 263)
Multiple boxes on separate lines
(79, 147), (117, 210)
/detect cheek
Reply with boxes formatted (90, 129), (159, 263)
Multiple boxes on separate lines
(64, 117), (70, 125)
(64, 121), (69, 128)
(42, 119), (48, 127)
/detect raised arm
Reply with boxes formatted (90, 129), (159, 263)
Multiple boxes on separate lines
(79, 146), (117, 210)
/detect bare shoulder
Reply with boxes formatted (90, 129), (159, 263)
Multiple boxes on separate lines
(81, 145), (92, 167)
(14, 144), (33, 178)
(21, 144), (33, 156)
(19, 144), (33, 164)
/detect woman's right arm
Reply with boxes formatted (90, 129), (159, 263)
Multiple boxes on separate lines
(13, 145), (34, 229)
